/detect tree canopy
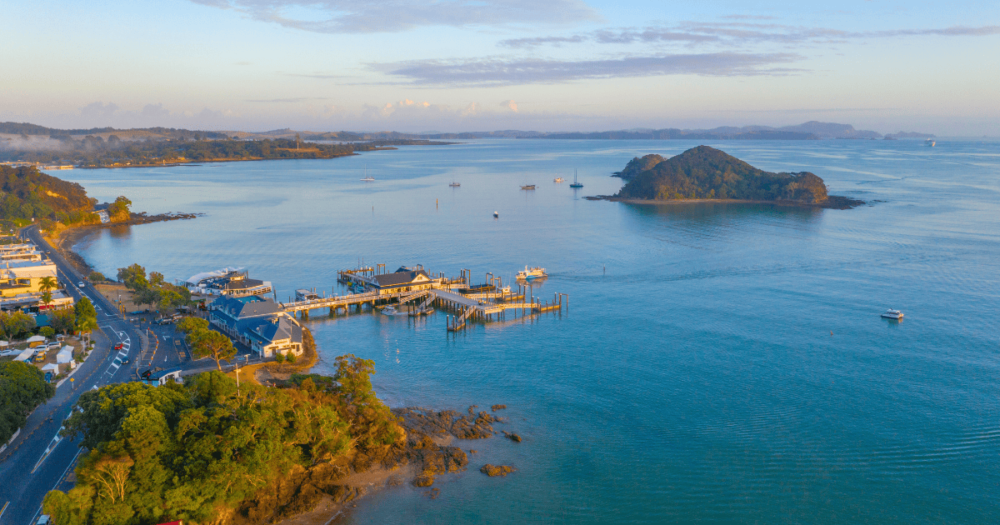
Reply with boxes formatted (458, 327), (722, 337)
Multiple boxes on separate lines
(45, 357), (403, 525)
(0, 166), (97, 225)
(0, 361), (56, 443)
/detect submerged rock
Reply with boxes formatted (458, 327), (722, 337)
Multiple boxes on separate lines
(503, 431), (522, 443)
(480, 464), (516, 477)
(491, 404), (507, 412)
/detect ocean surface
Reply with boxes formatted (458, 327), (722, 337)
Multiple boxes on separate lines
(62, 139), (1000, 523)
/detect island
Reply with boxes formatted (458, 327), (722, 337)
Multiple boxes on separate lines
(606, 146), (863, 209)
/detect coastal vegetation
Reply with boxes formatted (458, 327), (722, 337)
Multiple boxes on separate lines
(43, 356), (405, 525)
(176, 317), (236, 371)
(0, 360), (56, 443)
(615, 146), (842, 205)
(116, 263), (192, 312)
(0, 165), (100, 228)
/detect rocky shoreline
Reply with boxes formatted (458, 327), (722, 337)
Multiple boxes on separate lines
(259, 405), (521, 525)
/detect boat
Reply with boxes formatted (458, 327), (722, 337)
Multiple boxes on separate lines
(925, 139), (936, 147)
(493, 211), (499, 218)
(449, 182), (460, 187)
(569, 169), (583, 188)
(521, 184), (536, 190)
(360, 165), (375, 181)
(881, 309), (904, 320)
(382, 306), (397, 315)
(554, 177), (565, 183)
(516, 266), (546, 280)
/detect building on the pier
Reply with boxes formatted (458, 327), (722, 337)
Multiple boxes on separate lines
(208, 295), (303, 358)
(371, 266), (433, 295)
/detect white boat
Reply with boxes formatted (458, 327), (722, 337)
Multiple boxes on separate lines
(493, 211), (499, 218)
(361, 165), (375, 181)
(554, 177), (565, 183)
(382, 306), (397, 315)
(881, 309), (904, 320)
(516, 266), (546, 280)
(926, 139), (936, 147)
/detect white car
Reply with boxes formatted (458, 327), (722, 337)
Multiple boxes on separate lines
(78, 281), (86, 288)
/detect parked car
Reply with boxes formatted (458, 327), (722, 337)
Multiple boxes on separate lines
(114, 343), (124, 351)
(121, 358), (130, 365)
(33, 352), (46, 363)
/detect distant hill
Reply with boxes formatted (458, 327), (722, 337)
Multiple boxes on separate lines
(614, 146), (861, 208)
(884, 131), (936, 139)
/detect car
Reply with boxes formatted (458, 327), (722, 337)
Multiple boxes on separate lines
(37, 515), (51, 525)
(114, 343), (124, 350)
(121, 358), (130, 365)
(78, 281), (86, 288)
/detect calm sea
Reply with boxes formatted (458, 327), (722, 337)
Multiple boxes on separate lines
(63, 139), (1000, 523)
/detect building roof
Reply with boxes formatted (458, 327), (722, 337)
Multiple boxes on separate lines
(241, 316), (302, 347)
(223, 277), (268, 290)
(211, 295), (281, 323)
(373, 269), (431, 288)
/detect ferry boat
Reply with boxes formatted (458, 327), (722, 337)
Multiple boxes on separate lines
(881, 309), (904, 320)
(449, 182), (461, 187)
(554, 177), (565, 183)
(521, 184), (536, 190)
(516, 266), (546, 280)
(925, 139), (936, 147)
(569, 169), (583, 188)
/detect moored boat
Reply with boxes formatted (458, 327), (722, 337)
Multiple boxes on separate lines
(521, 184), (536, 190)
(569, 169), (583, 188)
(516, 266), (546, 280)
(449, 182), (460, 187)
(881, 309), (904, 320)
(554, 177), (565, 183)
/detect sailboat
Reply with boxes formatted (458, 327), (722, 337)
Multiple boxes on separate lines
(569, 169), (583, 188)
(360, 165), (375, 181)
(449, 181), (461, 187)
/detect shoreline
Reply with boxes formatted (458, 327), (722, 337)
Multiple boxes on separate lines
(585, 195), (866, 210)
(46, 212), (200, 275)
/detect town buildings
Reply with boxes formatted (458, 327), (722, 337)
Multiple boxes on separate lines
(208, 295), (303, 358)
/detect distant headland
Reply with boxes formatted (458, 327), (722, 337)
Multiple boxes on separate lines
(599, 146), (863, 209)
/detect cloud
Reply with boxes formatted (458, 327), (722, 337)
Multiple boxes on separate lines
(190, 0), (599, 34)
(79, 102), (119, 121)
(495, 23), (1000, 49)
(245, 97), (329, 103)
(499, 35), (587, 48)
(373, 53), (803, 87)
(500, 100), (518, 112)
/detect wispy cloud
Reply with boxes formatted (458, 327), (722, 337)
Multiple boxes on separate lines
(499, 23), (1000, 49)
(190, 0), (599, 33)
(245, 97), (329, 103)
(373, 53), (803, 87)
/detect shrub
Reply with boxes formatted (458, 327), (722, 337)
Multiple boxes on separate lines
(39, 326), (55, 337)
(274, 353), (285, 364)
(286, 352), (297, 364)
(88, 271), (105, 282)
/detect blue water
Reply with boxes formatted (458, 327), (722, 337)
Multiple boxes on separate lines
(63, 140), (1000, 523)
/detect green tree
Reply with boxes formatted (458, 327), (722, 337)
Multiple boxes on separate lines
(0, 311), (37, 339)
(107, 196), (132, 222)
(88, 271), (106, 282)
(187, 329), (236, 371)
(40, 290), (52, 306)
(75, 297), (97, 321)
(175, 316), (208, 335)
(40, 326), (55, 337)
(38, 275), (57, 293)
(50, 308), (76, 335)
(0, 361), (56, 442)
(116, 264), (147, 291)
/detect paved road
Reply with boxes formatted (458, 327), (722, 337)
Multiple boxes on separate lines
(0, 227), (145, 525)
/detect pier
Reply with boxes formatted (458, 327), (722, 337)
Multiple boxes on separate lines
(277, 264), (566, 331)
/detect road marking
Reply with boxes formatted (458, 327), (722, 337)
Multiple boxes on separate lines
(28, 447), (83, 525)
(0, 501), (9, 522)
(31, 427), (65, 474)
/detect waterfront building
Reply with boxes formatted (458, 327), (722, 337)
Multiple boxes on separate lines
(186, 269), (273, 297)
(208, 295), (303, 358)
(371, 266), (434, 295)
(0, 289), (74, 311)
(0, 259), (59, 298)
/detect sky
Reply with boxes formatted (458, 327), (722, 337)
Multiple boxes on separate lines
(1, 0), (999, 135)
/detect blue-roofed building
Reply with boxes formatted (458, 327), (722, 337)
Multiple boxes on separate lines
(209, 295), (303, 358)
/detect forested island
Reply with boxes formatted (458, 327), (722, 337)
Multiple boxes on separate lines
(611, 146), (863, 208)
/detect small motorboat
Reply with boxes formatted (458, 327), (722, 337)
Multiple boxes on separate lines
(521, 184), (536, 190)
(493, 211), (499, 218)
(382, 306), (397, 315)
(554, 177), (565, 183)
(881, 309), (904, 320)
(449, 182), (460, 187)
(516, 266), (547, 280)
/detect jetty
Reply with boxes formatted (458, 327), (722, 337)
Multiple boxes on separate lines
(276, 264), (566, 332)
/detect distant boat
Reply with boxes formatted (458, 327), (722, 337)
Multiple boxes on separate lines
(521, 184), (536, 190)
(449, 182), (460, 187)
(925, 139), (936, 147)
(493, 211), (499, 218)
(570, 169), (583, 188)
(361, 165), (375, 181)
(517, 266), (546, 280)
(554, 177), (565, 183)
(881, 309), (904, 320)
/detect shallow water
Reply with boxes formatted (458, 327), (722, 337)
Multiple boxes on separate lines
(64, 139), (1000, 523)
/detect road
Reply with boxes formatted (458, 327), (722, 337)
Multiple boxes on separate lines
(0, 227), (146, 525)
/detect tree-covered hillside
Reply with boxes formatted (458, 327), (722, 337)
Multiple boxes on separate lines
(615, 146), (830, 203)
(0, 165), (98, 225)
